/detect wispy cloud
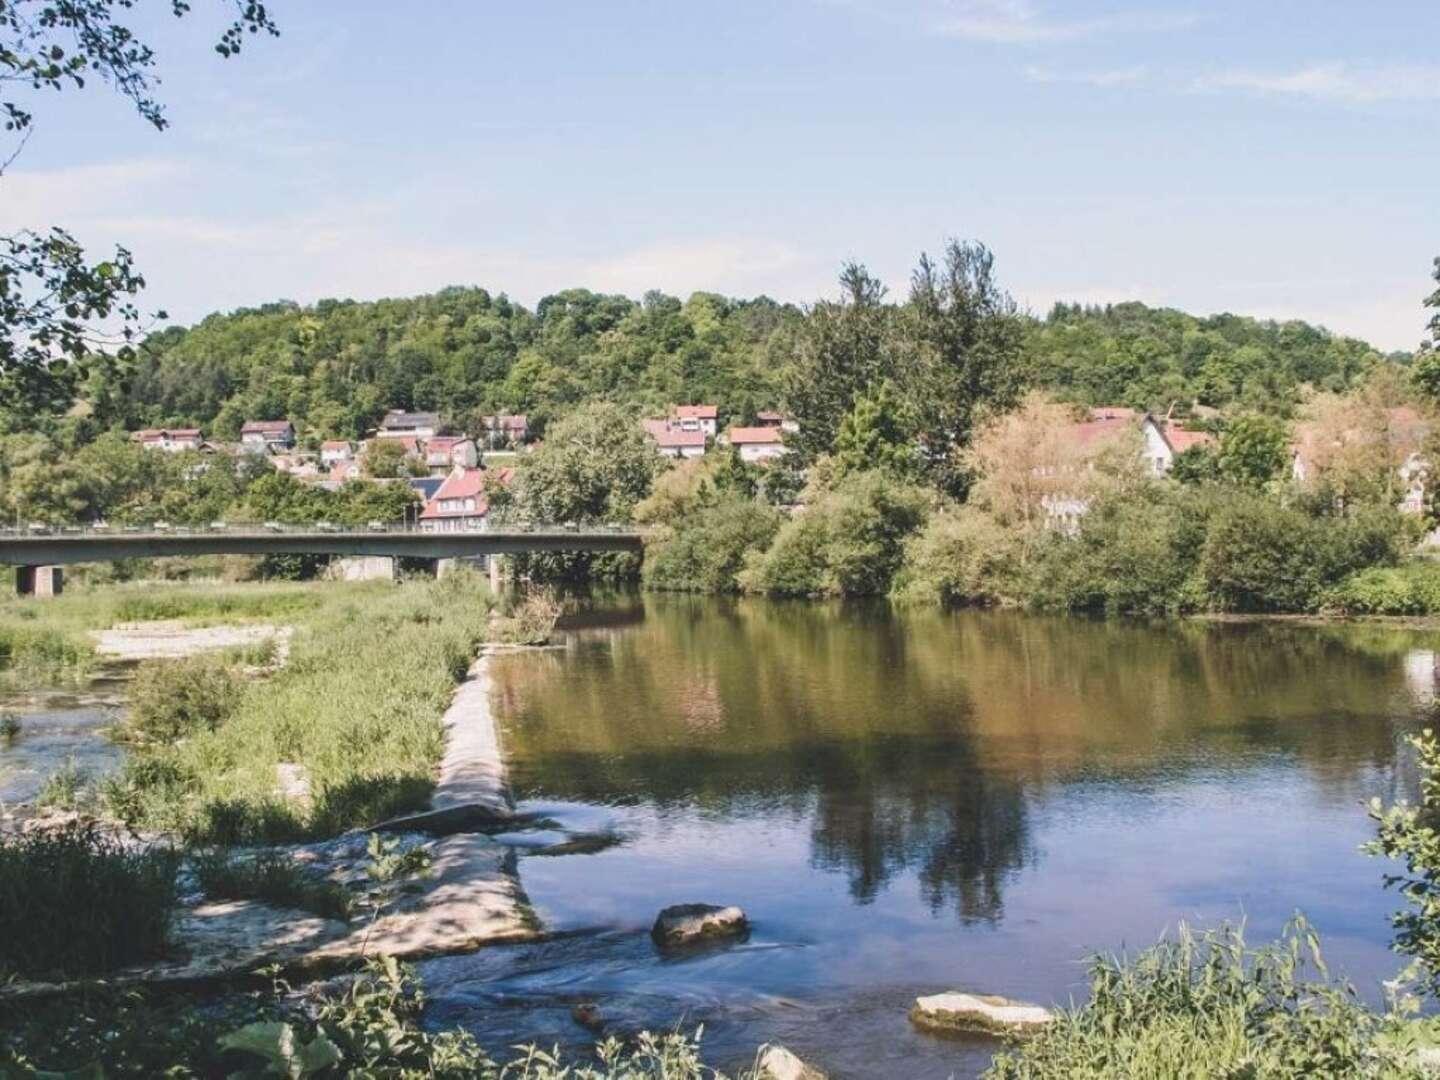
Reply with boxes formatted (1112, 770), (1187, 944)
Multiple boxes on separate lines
(1023, 64), (1148, 87)
(925, 1), (1195, 44)
(1192, 63), (1440, 104)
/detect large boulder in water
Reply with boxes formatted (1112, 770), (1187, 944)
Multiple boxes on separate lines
(650, 903), (748, 947)
(909, 992), (1053, 1036)
(757, 1044), (827, 1079)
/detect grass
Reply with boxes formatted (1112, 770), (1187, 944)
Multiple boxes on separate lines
(983, 920), (1421, 1079)
(115, 654), (244, 745)
(189, 848), (353, 922)
(105, 572), (496, 844)
(37, 757), (94, 810)
(0, 623), (95, 689)
(0, 823), (180, 980)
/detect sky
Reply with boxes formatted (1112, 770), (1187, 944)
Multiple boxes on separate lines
(9, 0), (1437, 350)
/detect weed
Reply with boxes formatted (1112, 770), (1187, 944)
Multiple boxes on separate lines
(0, 711), (20, 743)
(37, 757), (93, 810)
(117, 654), (243, 744)
(190, 848), (352, 922)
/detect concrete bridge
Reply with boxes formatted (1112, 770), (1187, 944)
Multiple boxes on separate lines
(0, 524), (646, 595)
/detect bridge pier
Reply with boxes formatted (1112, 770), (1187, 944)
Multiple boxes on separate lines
(331, 556), (398, 583)
(15, 565), (63, 598)
(488, 554), (505, 592)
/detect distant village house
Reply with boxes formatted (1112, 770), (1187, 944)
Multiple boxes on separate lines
(419, 466), (513, 533)
(240, 419), (296, 453)
(377, 410), (439, 439)
(132, 428), (204, 453)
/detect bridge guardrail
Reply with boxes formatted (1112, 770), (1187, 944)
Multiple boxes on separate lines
(0, 521), (647, 538)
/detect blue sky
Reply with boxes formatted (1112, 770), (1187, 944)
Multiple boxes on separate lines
(10, 0), (1437, 349)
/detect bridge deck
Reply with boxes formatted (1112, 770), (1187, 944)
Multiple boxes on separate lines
(0, 526), (645, 566)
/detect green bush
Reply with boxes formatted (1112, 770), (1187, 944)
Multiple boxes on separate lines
(1325, 562), (1440, 615)
(1200, 498), (1405, 613)
(0, 624), (94, 688)
(891, 505), (1019, 606)
(120, 654), (244, 744)
(0, 823), (179, 979)
(985, 921), (1415, 1079)
(644, 496), (784, 593)
(741, 471), (929, 597)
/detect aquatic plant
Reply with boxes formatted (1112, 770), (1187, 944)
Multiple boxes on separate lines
(0, 822), (179, 980)
(490, 586), (564, 645)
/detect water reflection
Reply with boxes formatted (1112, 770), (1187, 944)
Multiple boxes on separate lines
(461, 599), (1439, 1078)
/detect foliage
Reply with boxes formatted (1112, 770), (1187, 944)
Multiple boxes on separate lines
(37, 756), (94, 809)
(985, 920), (1418, 1079)
(830, 380), (918, 480)
(890, 504), (1018, 606)
(0, 822), (179, 979)
(644, 495), (784, 593)
(1367, 726), (1440, 998)
(119, 654), (244, 744)
(1199, 497), (1406, 613)
(190, 847), (353, 922)
(0, 0), (278, 415)
(0, 621), (94, 689)
(1218, 413), (1290, 486)
(740, 471), (929, 597)
(1169, 442), (1222, 485)
(1325, 562), (1440, 616)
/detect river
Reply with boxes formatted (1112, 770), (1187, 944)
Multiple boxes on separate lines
(420, 595), (1433, 1078)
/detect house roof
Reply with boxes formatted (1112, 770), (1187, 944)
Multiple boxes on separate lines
(328, 461), (361, 483)
(419, 466), (513, 519)
(1163, 427), (1216, 453)
(380, 410), (438, 430)
(426, 435), (471, 451)
(321, 440), (351, 450)
(643, 419), (706, 448)
(408, 476), (444, 500)
(755, 411), (785, 424)
(728, 426), (785, 445)
(675, 404), (718, 420)
(133, 428), (202, 440)
(1058, 410), (1139, 449)
(241, 420), (293, 435)
(371, 435), (421, 454)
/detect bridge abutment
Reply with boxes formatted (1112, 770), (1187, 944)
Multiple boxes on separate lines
(15, 565), (64, 598)
(331, 556), (399, 583)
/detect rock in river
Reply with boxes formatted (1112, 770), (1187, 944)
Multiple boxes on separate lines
(650, 903), (748, 947)
(757, 1044), (827, 1079)
(909, 992), (1053, 1036)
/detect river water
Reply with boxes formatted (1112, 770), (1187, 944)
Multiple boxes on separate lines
(417, 596), (1435, 1077)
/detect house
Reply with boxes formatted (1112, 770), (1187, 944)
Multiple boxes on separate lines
(479, 414), (529, 448)
(673, 404), (718, 437)
(327, 459), (363, 485)
(424, 435), (479, 473)
(755, 410), (800, 433)
(407, 475), (444, 504)
(643, 418), (707, 459)
(419, 466), (513, 533)
(132, 428), (204, 453)
(724, 426), (789, 464)
(377, 410), (439, 439)
(240, 420), (296, 452)
(320, 440), (353, 466)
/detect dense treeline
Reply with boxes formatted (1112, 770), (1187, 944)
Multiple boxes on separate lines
(7, 250), (1403, 447)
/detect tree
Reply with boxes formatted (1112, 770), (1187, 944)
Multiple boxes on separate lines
(363, 440), (410, 479)
(904, 240), (1028, 495)
(0, 1), (278, 416)
(831, 381), (916, 480)
(1218, 415), (1289, 487)
(784, 263), (895, 462)
(1415, 258), (1440, 399)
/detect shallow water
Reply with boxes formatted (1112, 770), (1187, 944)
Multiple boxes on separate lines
(0, 698), (124, 807)
(437, 597), (1434, 1077)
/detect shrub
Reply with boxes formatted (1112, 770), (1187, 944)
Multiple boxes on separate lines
(0, 823), (179, 979)
(0, 624), (94, 688)
(891, 505), (1019, 606)
(741, 471), (930, 597)
(1200, 497), (1406, 613)
(119, 654), (244, 744)
(643, 496), (784, 593)
(1325, 562), (1440, 615)
(490, 587), (566, 645)
(985, 921), (1412, 1079)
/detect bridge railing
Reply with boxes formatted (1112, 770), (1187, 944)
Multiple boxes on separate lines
(0, 521), (645, 538)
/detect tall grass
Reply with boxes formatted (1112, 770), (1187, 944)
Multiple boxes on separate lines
(0, 823), (179, 980)
(106, 573), (495, 843)
(0, 624), (95, 689)
(116, 655), (244, 745)
(984, 920), (1410, 1079)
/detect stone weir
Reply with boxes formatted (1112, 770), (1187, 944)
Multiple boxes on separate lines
(4, 648), (542, 1000)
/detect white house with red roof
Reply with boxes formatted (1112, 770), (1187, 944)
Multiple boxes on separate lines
(642, 419), (707, 459)
(419, 466), (513, 533)
(723, 425), (789, 463)
(672, 404), (718, 437)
